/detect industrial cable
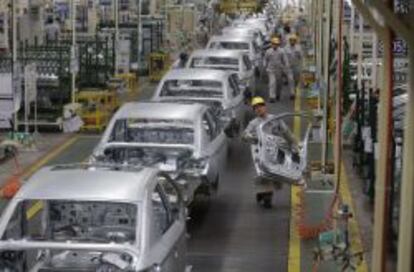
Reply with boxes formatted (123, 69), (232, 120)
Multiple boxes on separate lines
(294, 186), (339, 240)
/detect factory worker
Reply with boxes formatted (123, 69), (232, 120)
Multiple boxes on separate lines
(242, 97), (298, 208)
(264, 37), (293, 102)
(284, 34), (303, 98)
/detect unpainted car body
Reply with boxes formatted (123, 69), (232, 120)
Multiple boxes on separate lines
(186, 49), (255, 93)
(232, 17), (273, 39)
(206, 35), (262, 72)
(93, 102), (228, 204)
(220, 26), (265, 48)
(152, 68), (247, 137)
(0, 164), (187, 272)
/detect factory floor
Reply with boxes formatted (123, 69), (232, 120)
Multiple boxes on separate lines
(0, 78), (375, 272)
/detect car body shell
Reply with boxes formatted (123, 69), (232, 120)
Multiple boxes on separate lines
(185, 49), (255, 92)
(93, 102), (228, 203)
(152, 68), (247, 136)
(0, 165), (187, 271)
(221, 26), (265, 48)
(232, 17), (273, 39)
(206, 35), (262, 70)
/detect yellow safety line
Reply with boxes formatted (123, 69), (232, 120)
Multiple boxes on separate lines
(22, 134), (80, 178)
(339, 163), (369, 272)
(288, 88), (301, 272)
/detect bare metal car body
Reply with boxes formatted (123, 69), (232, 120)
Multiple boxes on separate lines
(253, 113), (311, 185)
(206, 35), (262, 71)
(152, 69), (247, 137)
(220, 26), (265, 48)
(185, 49), (254, 93)
(0, 164), (186, 271)
(232, 17), (273, 39)
(92, 102), (228, 204)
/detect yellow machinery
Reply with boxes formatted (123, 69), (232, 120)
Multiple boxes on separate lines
(219, 0), (260, 14)
(219, 0), (238, 13)
(115, 73), (139, 94)
(75, 89), (119, 131)
(112, 73), (140, 100)
(149, 53), (170, 82)
(238, 0), (259, 13)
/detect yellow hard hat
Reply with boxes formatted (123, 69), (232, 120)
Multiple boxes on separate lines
(271, 37), (281, 44)
(251, 96), (266, 107)
(289, 34), (298, 41)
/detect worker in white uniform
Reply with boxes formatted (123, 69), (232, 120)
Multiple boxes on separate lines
(45, 18), (61, 42)
(242, 96), (298, 208)
(264, 37), (293, 102)
(285, 34), (303, 98)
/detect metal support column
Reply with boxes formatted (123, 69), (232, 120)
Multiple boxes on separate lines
(114, 0), (119, 73)
(371, 20), (394, 272)
(12, 0), (18, 132)
(357, 13), (363, 90)
(137, 0), (142, 73)
(397, 47), (414, 272)
(71, 0), (77, 104)
(321, 0), (331, 171)
(372, 33), (378, 90)
(349, 5), (355, 54)
(334, 0), (344, 194)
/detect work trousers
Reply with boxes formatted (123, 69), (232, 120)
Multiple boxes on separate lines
(267, 71), (283, 99)
(254, 177), (283, 194)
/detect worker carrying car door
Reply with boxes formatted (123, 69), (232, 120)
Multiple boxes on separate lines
(242, 97), (298, 208)
(284, 34), (303, 98)
(264, 37), (294, 102)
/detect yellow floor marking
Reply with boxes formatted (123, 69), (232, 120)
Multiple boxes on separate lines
(339, 163), (369, 272)
(26, 200), (44, 220)
(288, 88), (301, 272)
(21, 134), (79, 178)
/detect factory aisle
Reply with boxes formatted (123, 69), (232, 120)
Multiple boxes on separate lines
(187, 98), (295, 272)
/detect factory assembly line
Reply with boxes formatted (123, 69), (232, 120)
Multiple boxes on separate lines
(0, 0), (413, 272)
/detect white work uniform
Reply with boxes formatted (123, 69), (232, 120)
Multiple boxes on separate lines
(45, 22), (60, 42)
(243, 114), (276, 193)
(285, 43), (303, 89)
(264, 47), (292, 99)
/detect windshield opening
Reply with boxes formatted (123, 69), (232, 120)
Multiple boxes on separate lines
(110, 119), (194, 145)
(2, 200), (138, 244)
(160, 79), (224, 98)
(210, 41), (250, 50)
(190, 57), (239, 71)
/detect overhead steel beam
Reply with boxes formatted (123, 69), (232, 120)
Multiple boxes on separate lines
(366, 0), (414, 46)
(350, 0), (386, 39)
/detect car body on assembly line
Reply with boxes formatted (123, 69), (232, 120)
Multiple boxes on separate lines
(152, 68), (247, 137)
(232, 17), (273, 39)
(186, 49), (255, 94)
(220, 26), (265, 48)
(206, 35), (262, 73)
(0, 164), (187, 272)
(92, 102), (228, 204)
